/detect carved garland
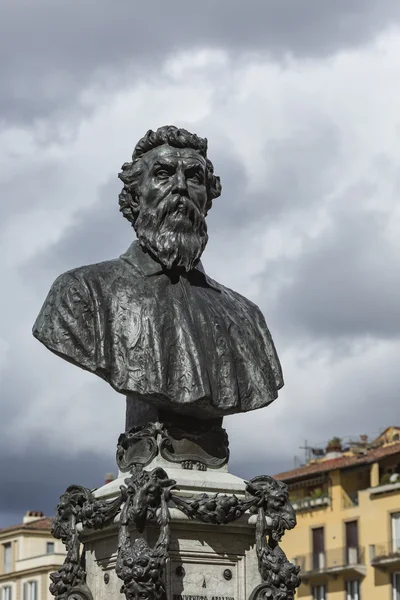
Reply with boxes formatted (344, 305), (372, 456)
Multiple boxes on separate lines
(50, 471), (300, 600)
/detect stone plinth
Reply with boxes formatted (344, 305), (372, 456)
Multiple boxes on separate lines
(49, 451), (300, 600)
(82, 467), (261, 600)
(83, 515), (261, 600)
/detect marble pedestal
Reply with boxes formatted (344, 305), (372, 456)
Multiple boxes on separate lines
(50, 435), (300, 600)
(82, 466), (262, 600)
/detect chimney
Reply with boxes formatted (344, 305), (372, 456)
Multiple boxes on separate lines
(325, 437), (343, 459)
(104, 473), (115, 485)
(23, 511), (45, 524)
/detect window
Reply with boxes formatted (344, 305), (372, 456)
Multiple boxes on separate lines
(3, 543), (11, 574)
(345, 521), (359, 565)
(46, 542), (55, 554)
(393, 573), (400, 600)
(312, 585), (325, 600)
(392, 514), (400, 552)
(346, 580), (360, 600)
(1, 587), (12, 600)
(312, 527), (325, 570)
(23, 581), (37, 600)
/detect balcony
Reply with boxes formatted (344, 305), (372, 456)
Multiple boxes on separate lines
(15, 552), (65, 572)
(291, 494), (330, 513)
(371, 540), (400, 569)
(369, 481), (400, 497)
(293, 547), (367, 582)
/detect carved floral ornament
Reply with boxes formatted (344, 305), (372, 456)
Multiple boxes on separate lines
(50, 465), (300, 600)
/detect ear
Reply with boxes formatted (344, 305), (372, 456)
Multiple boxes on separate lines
(127, 191), (141, 224)
(118, 187), (140, 225)
(205, 159), (222, 201)
(209, 175), (222, 200)
(129, 191), (140, 211)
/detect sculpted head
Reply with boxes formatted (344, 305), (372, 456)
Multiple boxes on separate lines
(118, 126), (221, 271)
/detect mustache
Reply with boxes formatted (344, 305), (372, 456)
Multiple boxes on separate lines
(134, 193), (206, 237)
(158, 194), (201, 221)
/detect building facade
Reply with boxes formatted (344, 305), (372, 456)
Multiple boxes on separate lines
(0, 512), (65, 600)
(275, 426), (400, 600)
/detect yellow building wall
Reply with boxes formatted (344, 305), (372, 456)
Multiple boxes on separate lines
(0, 531), (65, 600)
(20, 537), (50, 560)
(281, 467), (400, 600)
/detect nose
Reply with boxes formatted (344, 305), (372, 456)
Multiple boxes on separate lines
(172, 170), (188, 196)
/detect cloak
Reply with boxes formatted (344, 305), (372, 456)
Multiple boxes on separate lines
(33, 242), (283, 418)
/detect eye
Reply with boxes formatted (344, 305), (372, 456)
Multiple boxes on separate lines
(155, 169), (170, 179)
(188, 170), (204, 184)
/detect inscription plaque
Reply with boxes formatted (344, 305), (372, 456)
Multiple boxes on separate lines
(169, 559), (238, 600)
(173, 596), (234, 600)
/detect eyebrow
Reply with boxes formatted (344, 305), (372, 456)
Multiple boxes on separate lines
(152, 159), (205, 171)
(185, 162), (204, 171)
(153, 159), (175, 168)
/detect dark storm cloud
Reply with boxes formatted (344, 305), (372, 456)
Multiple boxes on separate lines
(230, 449), (292, 481)
(31, 180), (130, 276)
(2, 0), (400, 124)
(0, 332), (121, 526)
(262, 186), (400, 343)
(261, 121), (340, 219)
(0, 160), (67, 227)
(0, 445), (114, 527)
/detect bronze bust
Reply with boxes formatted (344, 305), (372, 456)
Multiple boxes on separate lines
(33, 126), (283, 428)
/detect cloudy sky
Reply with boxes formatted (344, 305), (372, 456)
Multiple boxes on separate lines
(1, 0), (400, 527)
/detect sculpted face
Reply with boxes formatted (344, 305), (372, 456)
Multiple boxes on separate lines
(137, 145), (208, 217)
(133, 145), (209, 272)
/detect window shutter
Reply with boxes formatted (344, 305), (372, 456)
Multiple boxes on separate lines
(23, 583), (26, 600)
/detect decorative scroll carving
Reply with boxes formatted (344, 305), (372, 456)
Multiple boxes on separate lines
(117, 423), (161, 470)
(117, 421), (229, 472)
(159, 420), (229, 469)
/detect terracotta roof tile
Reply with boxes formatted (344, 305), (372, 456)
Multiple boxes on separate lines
(0, 517), (53, 535)
(274, 442), (400, 482)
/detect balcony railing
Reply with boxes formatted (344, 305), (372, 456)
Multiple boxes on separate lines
(371, 539), (400, 567)
(293, 546), (366, 579)
(291, 494), (330, 512)
(369, 481), (400, 497)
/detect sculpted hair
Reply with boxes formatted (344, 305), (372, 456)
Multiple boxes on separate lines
(118, 125), (222, 225)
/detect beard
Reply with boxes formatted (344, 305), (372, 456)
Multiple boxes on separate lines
(133, 195), (208, 272)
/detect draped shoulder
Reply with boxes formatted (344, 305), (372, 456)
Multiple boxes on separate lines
(33, 271), (97, 373)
